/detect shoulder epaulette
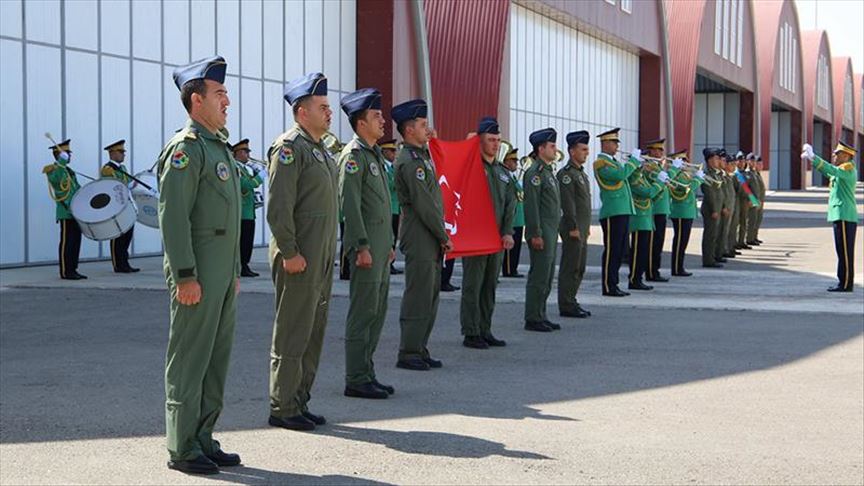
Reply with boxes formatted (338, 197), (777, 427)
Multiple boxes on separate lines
(183, 127), (198, 141)
(839, 162), (855, 171)
(42, 164), (55, 174)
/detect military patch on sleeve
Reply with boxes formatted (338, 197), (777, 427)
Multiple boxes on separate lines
(312, 148), (325, 162)
(171, 150), (189, 170)
(416, 167), (426, 181)
(279, 146), (294, 165)
(498, 172), (510, 183)
(369, 162), (380, 177)
(345, 159), (360, 174)
(216, 162), (231, 181)
(561, 175), (572, 185)
(530, 174), (541, 186)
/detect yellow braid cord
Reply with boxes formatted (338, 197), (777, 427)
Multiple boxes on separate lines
(634, 198), (651, 210)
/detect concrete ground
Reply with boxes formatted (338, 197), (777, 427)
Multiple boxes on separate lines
(1, 189), (862, 485)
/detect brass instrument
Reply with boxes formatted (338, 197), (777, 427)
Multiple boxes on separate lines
(554, 149), (565, 163)
(497, 139), (513, 162)
(321, 131), (344, 156)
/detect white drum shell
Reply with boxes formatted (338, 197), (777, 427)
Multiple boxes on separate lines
(70, 180), (137, 241)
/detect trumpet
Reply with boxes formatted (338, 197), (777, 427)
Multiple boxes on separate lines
(497, 139), (514, 162)
(555, 149), (565, 163)
(321, 131), (343, 156)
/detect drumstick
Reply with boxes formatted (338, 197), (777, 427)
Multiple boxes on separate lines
(44, 131), (60, 148)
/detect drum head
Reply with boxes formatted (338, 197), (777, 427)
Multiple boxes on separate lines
(70, 180), (132, 224)
(131, 170), (158, 196)
(133, 193), (160, 228)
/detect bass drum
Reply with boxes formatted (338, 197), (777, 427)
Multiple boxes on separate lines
(70, 179), (137, 241)
(131, 170), (159, 228)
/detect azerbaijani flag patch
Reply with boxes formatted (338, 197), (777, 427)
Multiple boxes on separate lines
(171, 151), (189, 170)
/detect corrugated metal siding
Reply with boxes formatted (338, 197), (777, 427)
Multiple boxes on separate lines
(665, 0), (708, 155)
(832, 57), (855, 141)
(800, 30), (831, 142)
(424, 0), (510, 140)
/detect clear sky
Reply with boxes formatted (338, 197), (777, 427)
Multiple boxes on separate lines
(794, 0), (864, 71)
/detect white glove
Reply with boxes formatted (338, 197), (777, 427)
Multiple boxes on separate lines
(657, 171), (669, 183)
(256, 167), (268, 180)
(695, 169), (705, 179)
(801, 143), (814, 160)
(630, 148), (643, 161)
(672, 158), (684, 169)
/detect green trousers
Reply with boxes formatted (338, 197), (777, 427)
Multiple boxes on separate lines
(460, 252), (503, 337)
(165, 275), (236, 461)
(269, 254), (332, 417)
(345, 249), (390, 386)
(726, 205), (738, 254)
(557, 235), (587, 312)
(737, 203), (749, 244)
(524, 230), (557, 322)
(715, 212), (732, 259)
(399, 251), (441, 360)
(702, 213), (720, 265)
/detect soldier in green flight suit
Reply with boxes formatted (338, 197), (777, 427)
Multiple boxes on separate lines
(645, 138), (670, 282)
(523, 127), (561, 332)
(667, 150), (703, 277)
(101, 139), (140, 273)
(627, 159), (665, 291)
(158, 56), (242, 475)
(393, 98), (452, 371)
(43, 139), (85, 280)
(593, 128), (640, 297)
(746, 155), (766, 246)
(460, 117), (515, 349)
(556, 130), (592, 319)
(231, 139), (266, 277)
(735, 154), (753, 250)
(711, 150), (733, 264)
(337, 88), (396, 400)
(700, 147), (726, 268)
(380, 139), (403, 275)
(267, 72), (338, 431)
(502, 148), (526, 278)
(722, 153), (741, 259)
(803, 141), (859, 292)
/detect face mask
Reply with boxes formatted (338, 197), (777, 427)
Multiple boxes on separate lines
(56, 151), (70, 166)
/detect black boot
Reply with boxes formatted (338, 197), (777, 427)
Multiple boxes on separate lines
(167, 455), (219, 475)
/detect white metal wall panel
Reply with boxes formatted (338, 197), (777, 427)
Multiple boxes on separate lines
(25, 0), (60, 45)
(131, 0), (160, 61)
(131, 60), (163, 255)
(240, 0), (262, 79)
(25, 44), (62, 263)
(216, 0), (240, 76)
(509, 4), (640, 207)
(0, 0), (22, 38)
(0, 40), (25, 265)
(304, 0), (324, 73)
(64, 0), (98, 51)
(262, 0), (283, 82)
(191, 0), (216, 61)
(163, 0), (190, 67)
(100, 0), (129, 57)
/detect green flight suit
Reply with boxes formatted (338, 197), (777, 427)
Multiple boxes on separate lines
(523, 158), (561, 323)
(700, 170), (724, 265)
(460, 159), (515, 337)
(385, 160), (400, 216)
(717, 173), (735, 259)
(736, 170), (751, 245)
(556, 161), (591, 313)
(267, 124), (338, 418)
(339, 136), (393, 386)
(158, 119), (241, 461)
(747, 169), (765, 241)
(725, 172), (741, 254)
(395, 143), (449, 361)
(238, 163), (264, 221)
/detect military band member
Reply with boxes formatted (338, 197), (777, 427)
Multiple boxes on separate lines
(627, 157), (665, 290)
(557, 131), (592, 319)
(159, 56), (241, 475)
(380, 139), (403, 275)
(267, 72), (338, 431)
(100, 140), (139, 273)
(645, 138), (670, 282)
(668, 150), (703, 276)
(701, 148), (725, 268)
(44, 139), (85, 280)
(594, 128), (639, 297)
(460, 117), (515, 348)
(231, 139), (266, 277)
(803, 142), (859, 292)
(523, 128), (562, 332)
(338, 88), (395, 399)
(393, 99), (452, 370)
(502, 148), (526, 278)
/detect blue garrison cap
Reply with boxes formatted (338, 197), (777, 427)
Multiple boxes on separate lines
(703, 147), (722, 159)
(566, 130), (590, 148)
(529, 128), (557, 149)
(284, 72), (328, 105)
(391, 99), (428, 125)
(340, 88), (382, 117)
(477, 117), (500, 135)
(172, 56), (227, 90)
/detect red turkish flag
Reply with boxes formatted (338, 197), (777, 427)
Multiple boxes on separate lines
(429, 137), (502, 259)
